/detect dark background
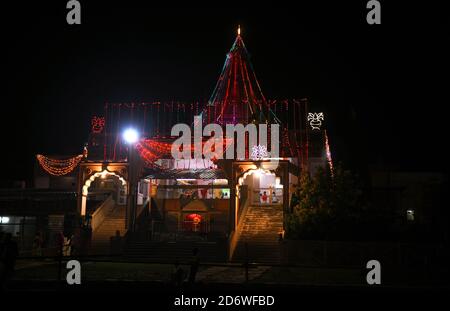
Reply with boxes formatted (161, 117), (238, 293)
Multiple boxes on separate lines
(2, 2), (445, 186)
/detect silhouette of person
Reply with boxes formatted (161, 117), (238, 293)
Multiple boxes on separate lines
(110, 230), (122, 255)
(261, 191), (268, 203)
(32, 232), (43, 257)
(56, 231), (64, 257)
(272, 191), (278, 203)
(171, 259), (185, 287)
(0, 233), (18, 287)
(188, 248), (199, 284)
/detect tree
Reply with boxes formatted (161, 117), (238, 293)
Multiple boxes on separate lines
(286, 164), (367, 240)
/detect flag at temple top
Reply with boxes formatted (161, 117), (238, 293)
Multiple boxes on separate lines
(208, 26), (278, 125)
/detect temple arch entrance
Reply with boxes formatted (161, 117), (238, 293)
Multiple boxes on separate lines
(80, 170), (127, 216)
(230, 162), (287, 262)
(238, 168), (283, 206)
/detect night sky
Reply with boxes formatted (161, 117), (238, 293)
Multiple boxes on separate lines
(2, 2), (445, 186)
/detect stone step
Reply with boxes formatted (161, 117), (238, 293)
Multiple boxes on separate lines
(232, 205), (283, 263)
(89, 206), (127, 254)
(92, 206), (126, 249)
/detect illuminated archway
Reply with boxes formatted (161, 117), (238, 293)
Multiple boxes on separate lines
(238, 168), (275, 186)
(237, 167), (283, 206)
(80, 170), (127, 216)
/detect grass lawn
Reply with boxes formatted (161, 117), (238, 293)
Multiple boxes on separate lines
(14, 260), (363, 285)
(13, 260), (195, 282)
(254, 266), (364, 285)
(14, 260), (436, 287)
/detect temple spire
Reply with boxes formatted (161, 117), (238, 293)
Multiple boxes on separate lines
(207, 26), (272, 125)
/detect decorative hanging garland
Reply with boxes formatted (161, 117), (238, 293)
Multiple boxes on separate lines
(36, 154), (84, 176)
(135, 138), (235, 167)
(135, 140), (173, 166)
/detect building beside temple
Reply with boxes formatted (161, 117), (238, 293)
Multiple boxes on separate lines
(2, 28), (332, 262)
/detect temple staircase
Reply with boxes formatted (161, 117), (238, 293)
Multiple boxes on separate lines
(232, 205), (283, 263)
(90, 204), (126, 255)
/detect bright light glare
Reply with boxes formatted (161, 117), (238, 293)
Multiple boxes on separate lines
(254, 168), (263, 178)
(123, 128), (139, 144)
(0, 216), (10, 224)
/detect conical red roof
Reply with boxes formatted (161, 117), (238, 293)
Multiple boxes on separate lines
(208, 30), (268, 125)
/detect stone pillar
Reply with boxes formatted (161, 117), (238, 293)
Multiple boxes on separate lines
(127, 147), (141, 231)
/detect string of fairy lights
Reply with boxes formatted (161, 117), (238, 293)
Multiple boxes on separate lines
(135, 140), (172, 166)
(36, 154), (84, 176)
(135, 138), (235, 166)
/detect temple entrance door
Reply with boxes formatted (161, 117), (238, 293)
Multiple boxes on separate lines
(240, 169), (283, 206)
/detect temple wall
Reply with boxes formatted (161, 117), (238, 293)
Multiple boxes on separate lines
(209, 200), (229, 233)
